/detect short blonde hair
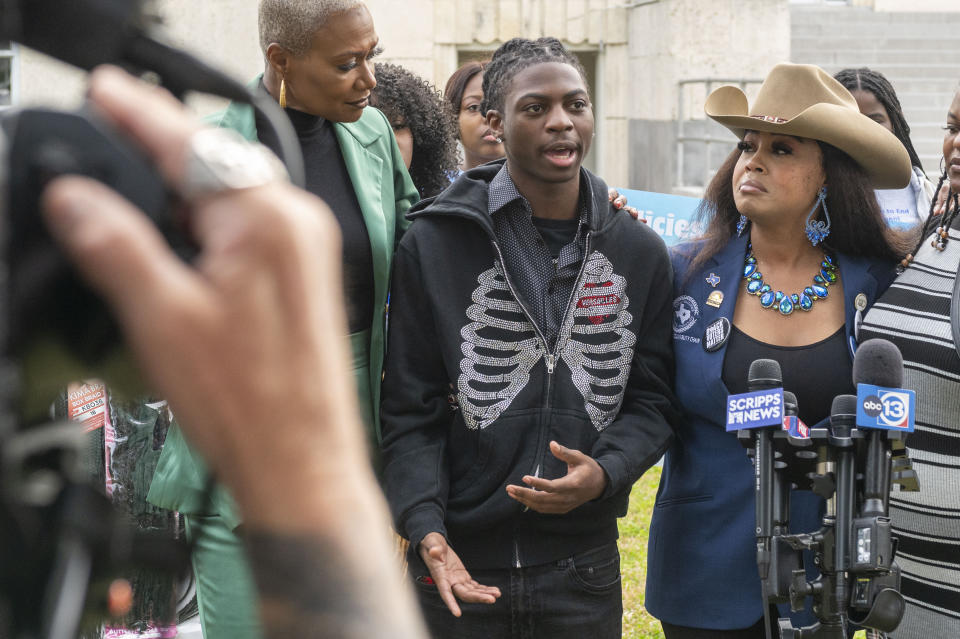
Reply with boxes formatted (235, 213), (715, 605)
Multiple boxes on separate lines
(258, 0), (365, 56)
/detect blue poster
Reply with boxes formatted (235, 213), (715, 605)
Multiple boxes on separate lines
(616, 188), (703, 247)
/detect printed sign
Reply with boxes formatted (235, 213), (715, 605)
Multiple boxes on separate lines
(782, 415), (810, 439)
(616, 188), (703, 247)
(66, 380), (109, 432)
(856, 383), (915, 432)
(67, 380), (118, 496)
(726, 388), (784, 431)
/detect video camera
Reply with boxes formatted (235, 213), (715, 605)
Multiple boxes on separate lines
(736, 340), (920, 639)
(0, 1), (303, 636)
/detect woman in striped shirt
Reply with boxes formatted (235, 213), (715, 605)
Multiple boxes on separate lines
(858, 84), (960, 638)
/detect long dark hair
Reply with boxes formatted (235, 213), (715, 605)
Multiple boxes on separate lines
(688, 140), (911, 273)
(371, 63), (459, 198)
(904, 168), (960, 259)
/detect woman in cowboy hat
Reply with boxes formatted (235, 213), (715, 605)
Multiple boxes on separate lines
(644, 62), (912, 638)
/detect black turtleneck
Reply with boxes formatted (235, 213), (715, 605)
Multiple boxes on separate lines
(255, 102), (374, 335)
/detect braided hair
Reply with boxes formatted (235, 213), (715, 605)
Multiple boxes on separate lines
(480, 37), (587, 116)
(898, 169), (960, 268)
(834, 68), (925, 173)
(370, 63), (460, 198)
(898, 81), (960, 267)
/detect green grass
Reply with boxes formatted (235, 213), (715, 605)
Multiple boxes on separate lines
(619, 466), (664, 638)
(618, 467), (867, 639)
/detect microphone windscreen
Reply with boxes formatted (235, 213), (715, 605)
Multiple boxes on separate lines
(783, 390), (798, 416)
(831, 393), (858, 418)
(852, 338), (904, 388)
(748, 358), (782, 390)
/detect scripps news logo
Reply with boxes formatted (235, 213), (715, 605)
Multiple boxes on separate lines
(856, 384), (915, 432)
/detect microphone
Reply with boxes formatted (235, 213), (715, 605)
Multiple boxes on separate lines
(783, 390), (799, 416)
(852, 339), (904, 516)
(830, 393), (858, 612)
(773, 391), (798, 533)
(748, 359), (781, 541)
(852, 339), (903, 389)
(746, 359), (782, 586)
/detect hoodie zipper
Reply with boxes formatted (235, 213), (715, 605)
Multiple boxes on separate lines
(535, 233), (592, 473)
(489, 230), (593, 492)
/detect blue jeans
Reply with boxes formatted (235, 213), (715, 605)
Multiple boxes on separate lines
(412, 541), (622, 639)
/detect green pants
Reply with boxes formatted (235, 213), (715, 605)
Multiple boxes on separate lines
(186, 514), (261, 639)
(185, 330), (373, 639)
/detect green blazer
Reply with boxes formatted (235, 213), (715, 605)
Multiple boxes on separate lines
(147, 83), (418, 528)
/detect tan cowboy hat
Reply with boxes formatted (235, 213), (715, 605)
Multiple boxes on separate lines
(704, 62), (911, 189)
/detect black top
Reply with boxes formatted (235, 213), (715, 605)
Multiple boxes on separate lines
(531, 216), (581, 259)
(722, 325), (852, 426)
(255, 104), (374, 334)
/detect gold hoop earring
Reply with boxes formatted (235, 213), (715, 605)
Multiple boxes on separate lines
(279, 78), (287, 109)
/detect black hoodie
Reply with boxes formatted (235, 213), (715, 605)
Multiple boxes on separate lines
(380, 160), (677, 569)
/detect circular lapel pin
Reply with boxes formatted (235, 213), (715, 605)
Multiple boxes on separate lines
(854, 293), (867, 312)
(702, 317), (732, 352)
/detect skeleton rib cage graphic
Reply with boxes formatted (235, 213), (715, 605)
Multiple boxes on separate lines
(458, 252), (637, 431)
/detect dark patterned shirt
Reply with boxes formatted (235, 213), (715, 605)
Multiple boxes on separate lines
(487, 165), (592, 349)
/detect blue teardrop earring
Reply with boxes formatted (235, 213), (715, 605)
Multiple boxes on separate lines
(736, 214), (748, 237)
(805, 185), (831, 246)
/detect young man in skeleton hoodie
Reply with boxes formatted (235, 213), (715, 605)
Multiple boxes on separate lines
(380, 38), (676, 638)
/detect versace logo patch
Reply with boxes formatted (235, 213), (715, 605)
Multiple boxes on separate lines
(578, 280), (622, 325)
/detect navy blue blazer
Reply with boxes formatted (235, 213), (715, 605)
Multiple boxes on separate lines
(644, 232), (896, 629)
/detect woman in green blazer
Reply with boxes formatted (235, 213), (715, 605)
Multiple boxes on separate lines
(147, 2), (418, 637)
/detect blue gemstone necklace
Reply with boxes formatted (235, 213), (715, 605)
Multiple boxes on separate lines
(743, 244), (838, 315)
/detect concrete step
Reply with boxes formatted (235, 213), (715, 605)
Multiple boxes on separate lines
(793, 36), (960, 52)
(791, 15), (960, 28)
(798, 63), (960, 80)
(901, 110), (953, 125)
(881, 80), (960, 95)
(791, 49), (960, 66)
(790, 7), (959, 25)
(900, 101), (954, 117)
(784, 5), (954, 180)
(885, 77), (960, 92)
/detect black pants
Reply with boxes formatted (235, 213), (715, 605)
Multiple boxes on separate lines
(661, 608), (780, 639)
(412, 542), (622, 639)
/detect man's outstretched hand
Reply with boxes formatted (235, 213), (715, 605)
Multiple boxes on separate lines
(506, 441), (607, 514)
(418, 532), (501, 617)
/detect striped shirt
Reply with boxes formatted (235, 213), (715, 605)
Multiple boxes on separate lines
(859, 222), (960, 638)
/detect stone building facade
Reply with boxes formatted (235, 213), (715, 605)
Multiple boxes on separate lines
(3, 0), (959, 194)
